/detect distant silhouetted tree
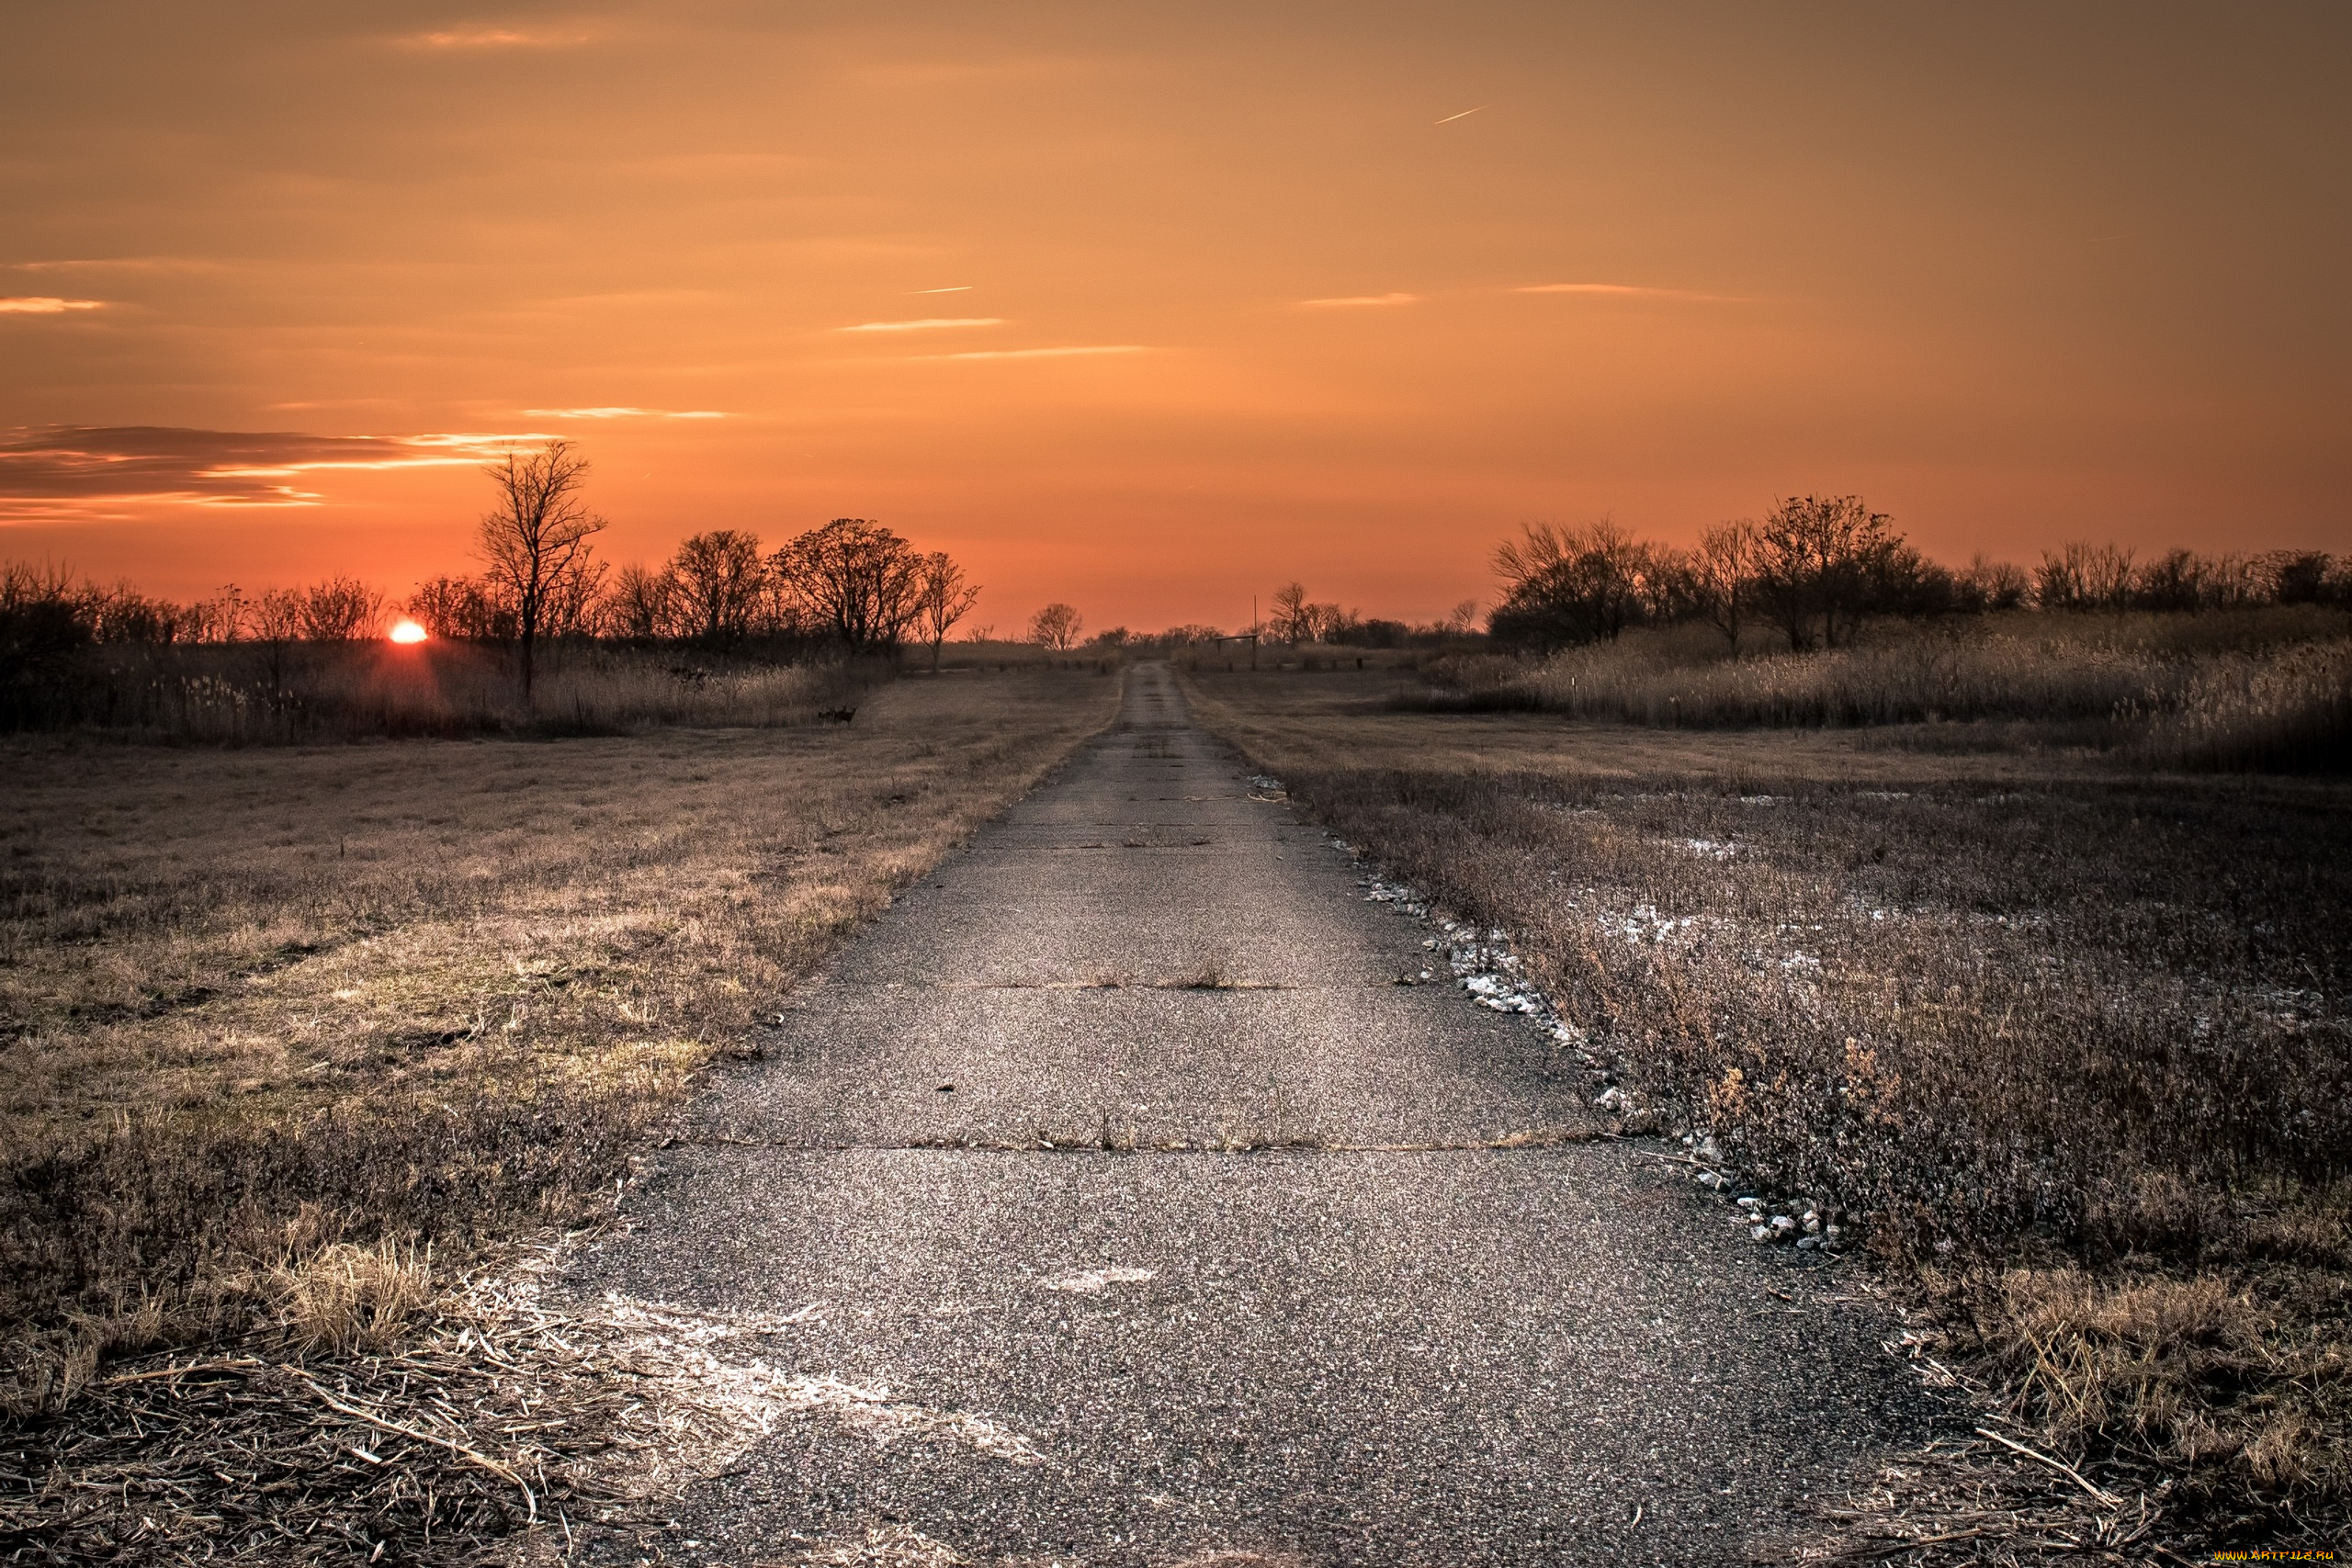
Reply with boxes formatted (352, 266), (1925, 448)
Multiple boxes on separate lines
(1269, 582), (1313, 644)
(913, 551), (981, 670)
(2035, 542), (2137, 612)
(477, 441), (606, 698)
(2266, 551), (2339, 606)
(1488, 520), (1659, 650)
(1693, 521), (1758, 649)
(0, 563), (93, 678)
(1753, 495), (1901, 650)
(1956, 555), (2030, 613)
(2131, 548), (2208, 613)
(604, 563), (676, 639)
(297, 576), (385, 641)
(183, 586), (249, 643)
(773, 518), (922, 650)
(409, 575), (517, 640)
(669, 530), (766, 644)
(1029, 602), (1082, 649)
(251, 588), (305, 689)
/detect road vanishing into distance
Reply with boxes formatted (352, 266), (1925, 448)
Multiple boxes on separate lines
(560, 664), (1933, 1566)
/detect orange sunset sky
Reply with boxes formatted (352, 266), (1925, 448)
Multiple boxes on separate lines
(3, 2), (2346, 630)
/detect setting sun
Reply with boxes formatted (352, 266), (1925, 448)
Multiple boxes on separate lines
(387, 619), (427, 645)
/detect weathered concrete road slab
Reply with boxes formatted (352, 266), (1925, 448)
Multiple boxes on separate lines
(560, 663), (1932, 1566)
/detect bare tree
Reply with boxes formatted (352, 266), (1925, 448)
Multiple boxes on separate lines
(251, 588), (305, 690)
(1753, 495), (1900, 650)
(409, 575), (518, 640)
(1957, 554), (2030, 612)
(2035, 542), (2137, 613)
(0, 562), (96, 671)
(913, 551), (981, 670)
(1028, 602), (1082, 649)
(605, 563), (676, 639)
(668, 530), (766, 644)
(476, 441), (607, 699)
(540, 555), (609, 639)
(184, 586), (248, 644)
(1269, 582), (1313, 644)
(1693, 521), (1758, 649)
(297, 576), (386, 641)
(1488, 520), (1658, 649)
(772, 518), (922, 649)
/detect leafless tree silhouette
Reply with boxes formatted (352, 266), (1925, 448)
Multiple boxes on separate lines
(1754, 495), (1899, 650)
(1028, 602), (1082, 649)
(476, 441), (606, 698)
(1488, 519), (1661, 649)
(772, 519), (923, 649)
(251, 588), (305, 689)
(668, 530), (766, 644)
(296, 577), (384, 641)
(605, 563), (675, 639)
(913, 552), (981, 670)
(1694, 520), (1758, 649)
(1269, 582), (1311, 644)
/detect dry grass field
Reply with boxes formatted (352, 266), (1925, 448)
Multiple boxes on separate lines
(0, 669), (1117, 1559)
(1186, 665), (2351, 1548)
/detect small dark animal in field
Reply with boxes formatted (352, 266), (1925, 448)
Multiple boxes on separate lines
(666, 664), (712, 685)
(819, 706), (857, 724)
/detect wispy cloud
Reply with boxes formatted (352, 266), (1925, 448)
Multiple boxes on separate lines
(523, 406), (728, 419)
(403, 27), (590, 50)
(915, 345), (1148, 361)
(1297, 292), (1419, 308)
(0, 426), (547, 516)
(0, 298), (106, 314)
(1512, 282), (1750, 302)
(840, 317), (1004, 333)
(1434, 107), (1487, 125)
(910, 286), (973, 294)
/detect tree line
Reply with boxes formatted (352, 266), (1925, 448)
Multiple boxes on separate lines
(1481, 495), (2350, 654)
(1, 443), (986, 694)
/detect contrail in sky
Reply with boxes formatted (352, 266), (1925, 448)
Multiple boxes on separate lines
(912, 286), (973, 293)
(1434, 107), (1486, 124)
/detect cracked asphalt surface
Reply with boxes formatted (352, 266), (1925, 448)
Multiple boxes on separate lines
(559, 663), (1936, 1566)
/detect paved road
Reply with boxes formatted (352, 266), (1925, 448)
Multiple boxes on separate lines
(560, 664), (1933, 1566)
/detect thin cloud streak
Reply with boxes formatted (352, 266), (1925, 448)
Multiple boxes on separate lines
(1297, 292), (1419, 308)
(840, 317), (1004, 332)
(1512, 282), (1751, 302)
(523, 407), (728, 419)
(0, 426), (548, 514)
(404, 28), (590, 50)
(0, 298), (106, 313)
(915, 345), (1149, 361)
(1434, 107), (1487, 124)
(910, 286), (974, 294)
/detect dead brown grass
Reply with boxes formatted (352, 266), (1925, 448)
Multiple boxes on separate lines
(1186, 666), (2352, 1546)
(0, 671), (1115, 1419)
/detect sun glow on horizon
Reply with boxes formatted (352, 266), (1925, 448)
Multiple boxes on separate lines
(389, 619), (428, 644)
